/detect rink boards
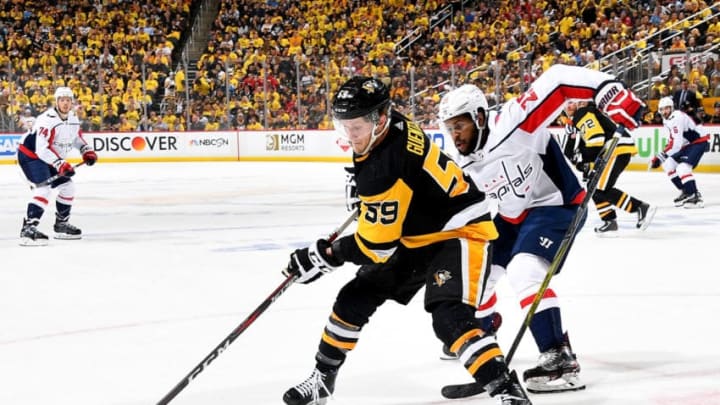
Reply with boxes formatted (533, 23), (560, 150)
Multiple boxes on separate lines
(1, 126), (719, 172)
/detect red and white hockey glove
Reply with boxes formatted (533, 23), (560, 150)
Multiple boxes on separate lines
(80, 145), (98, 166)
(52, 159), (75, 177)
(595, 81), (645, 130)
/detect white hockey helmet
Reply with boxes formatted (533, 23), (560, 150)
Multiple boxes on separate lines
(438, 84), (489, 133)
(54, 87), (74, 101)
(658, 96), (674, 110)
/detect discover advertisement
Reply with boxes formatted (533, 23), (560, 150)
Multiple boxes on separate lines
(1, 127), (718, 171)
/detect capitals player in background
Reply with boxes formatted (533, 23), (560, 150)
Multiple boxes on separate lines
(282, 77), (533, 405)
(437, 64), (645, 395)
(650, 96), (708, 208)
(17, 87), (97, 246)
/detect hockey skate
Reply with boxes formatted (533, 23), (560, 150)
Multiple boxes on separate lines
(54, 219), (82, 240)
(485, 370), (532, 405)
(283, 367), (337, 405)
(523, 343), (585, 394)
(673, 191), (694, 207)
(682, 192), (704, 209)
(20, 219), (49, 246)
(594, 219), (618, 236)
(441, 312), (502, 360)
(636, 203), (657, 230)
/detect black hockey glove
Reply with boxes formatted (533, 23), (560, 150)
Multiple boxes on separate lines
(570, 149), (582, 166)
(649, 152), (667, 170)
(344, 167), (360, 212)
(284, 239), (343, 284)
(576, 162), (592, 182)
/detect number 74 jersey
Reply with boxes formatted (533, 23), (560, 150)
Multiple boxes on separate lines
(332, 110), (498, 265)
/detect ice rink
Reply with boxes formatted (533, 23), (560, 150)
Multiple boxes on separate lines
(1, 161), (719, 405)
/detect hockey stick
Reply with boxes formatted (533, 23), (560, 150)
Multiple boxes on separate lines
(156, 208), (359, 405)
(35, 162), (86, 187)
(441, 128), (623, 400)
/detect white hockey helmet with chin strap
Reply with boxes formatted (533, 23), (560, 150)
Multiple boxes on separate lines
(54, 86), (74, 101)
(658, 96), (673, 110)
(657, 96), (674, 119)
(438, 84), (489, 152)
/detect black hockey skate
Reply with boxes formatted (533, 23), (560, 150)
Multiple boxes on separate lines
(523, 342), (585, 394)
(673, 191), (693, 207)
(682, 192), (704, 209)
(485, 370), (532, 405)
(636, 203), (657, 230)
(20, 219), (49, 246)
(283, 367), (337, 405)
(54, 219), (82, 240)
(594, 219), (618, 236)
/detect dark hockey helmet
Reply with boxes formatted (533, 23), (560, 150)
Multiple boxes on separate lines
(332, 76), (391, 121)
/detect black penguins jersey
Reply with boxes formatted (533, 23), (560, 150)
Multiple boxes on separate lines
(334, 110), (498, 265)
(572, 104), (637, 163)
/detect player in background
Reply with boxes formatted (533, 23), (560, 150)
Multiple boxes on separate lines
(436, 64), (645, 394)
(282, 77), (532, 405)
(16, 87), (97, 246)
(650, 96), (709, 208)
(571, 101), (656, 235)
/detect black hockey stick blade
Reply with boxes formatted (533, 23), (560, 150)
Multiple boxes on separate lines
(441, 381), (485, 399)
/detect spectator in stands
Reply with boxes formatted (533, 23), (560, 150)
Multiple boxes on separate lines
(711, 72), (720, 96)
(103, 109), (121, 131)
(189, 112), (207, 131)
(706, 101), (720, 123)
(673, 78), (699, 112)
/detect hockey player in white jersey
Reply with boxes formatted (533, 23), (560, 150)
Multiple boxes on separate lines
(437, 64), (645, 395)
(17, 87), (97, 246)
(650, 96), (709, 208)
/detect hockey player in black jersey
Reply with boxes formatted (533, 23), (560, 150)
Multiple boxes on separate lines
(570, 101), (657, 235)
(282, 76), (532, 405)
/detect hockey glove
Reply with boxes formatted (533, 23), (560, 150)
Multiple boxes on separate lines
(649, 152), (668, 170)
(284, 239), (343, 284)
(576, 162), (592, 182)
(344, 167), (360, 212)
(52, 159), (75, 177)
(595, 80), (645, 130)
(80, 145), (98, 166)
(570, 149), (582, 165)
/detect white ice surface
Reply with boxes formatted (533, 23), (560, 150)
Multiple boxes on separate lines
(1, 161), (719, 405)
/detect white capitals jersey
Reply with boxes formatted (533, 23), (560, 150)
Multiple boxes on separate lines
(455, 64), (617, 222)
(19, 107), (86, 164)
(661, 109), (709, 155)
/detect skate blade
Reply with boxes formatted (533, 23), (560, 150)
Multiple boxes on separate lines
(54, 233), (82, 240)
(594, 231), (619, 238)
(683, 203), (704, 209)
(525, 374), (586, 394)
(19, 237), (49, 246)
(637, 206), (658, 231)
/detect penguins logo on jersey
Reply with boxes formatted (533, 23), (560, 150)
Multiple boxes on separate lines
(433, 270), (452, 287)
